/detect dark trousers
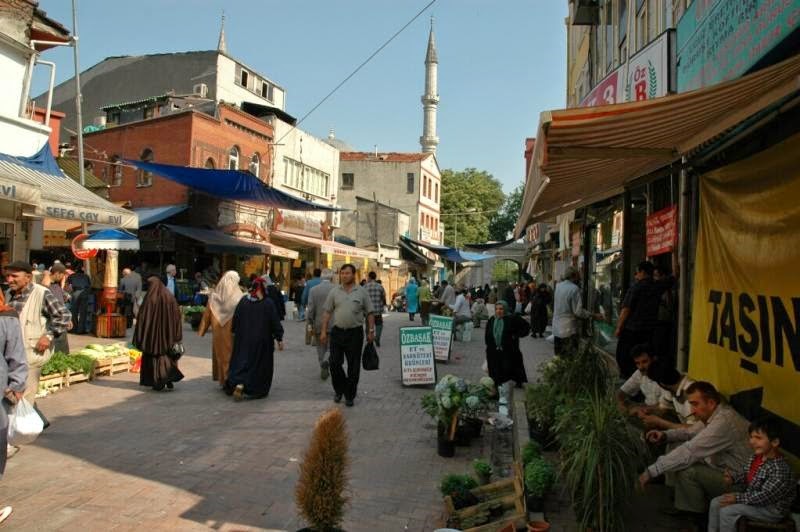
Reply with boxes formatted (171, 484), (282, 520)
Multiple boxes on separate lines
(615, 328), (652, 379)
(72, 289), (90, 334)
(330, 326), (363, 401)
(120, 293), (134, 327)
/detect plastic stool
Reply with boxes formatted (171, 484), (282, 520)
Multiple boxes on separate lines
(461, 322), (473, 342)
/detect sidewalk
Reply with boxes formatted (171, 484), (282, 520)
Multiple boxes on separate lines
(0, 312), (546, 531)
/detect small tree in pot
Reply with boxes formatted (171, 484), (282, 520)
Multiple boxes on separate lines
(295, 409), (349, 532)
(473, 459), (493, 485)
(524, 457), (555, 513)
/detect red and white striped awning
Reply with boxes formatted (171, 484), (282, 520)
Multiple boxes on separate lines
(515, 52), (800, 234)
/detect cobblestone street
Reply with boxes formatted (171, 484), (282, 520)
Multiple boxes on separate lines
(0, 312), (552, 532)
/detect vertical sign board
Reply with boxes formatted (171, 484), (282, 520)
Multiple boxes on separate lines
(646, 205), (678, 256)
(429, 315), (454, 362)
(399, 326), (436, 386)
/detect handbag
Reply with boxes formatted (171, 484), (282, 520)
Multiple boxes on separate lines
(169, 342), (185, 360)
(362, 341), (379, 371)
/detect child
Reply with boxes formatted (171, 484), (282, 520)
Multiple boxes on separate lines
(708, 417), (796, 532)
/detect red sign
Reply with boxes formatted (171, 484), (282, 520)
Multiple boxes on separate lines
(71, 234), (98, 260)
(646, 205), (678, 256)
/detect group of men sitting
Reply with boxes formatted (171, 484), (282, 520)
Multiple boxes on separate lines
(616, 344), (797, 531)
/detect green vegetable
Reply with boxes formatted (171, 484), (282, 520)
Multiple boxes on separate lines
(473, 459), (492, 477)
(439, 474), (478, 497)
(524, 457), (555, 497)
(41, 353), (96, 376)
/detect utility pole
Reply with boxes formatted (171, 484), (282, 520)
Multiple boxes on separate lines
(72, 0), (90, 275)
(373, 192), (379, 248)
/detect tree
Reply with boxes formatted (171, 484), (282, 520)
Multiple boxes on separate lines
(488, 184), (524, 242)
(440, 168), (505, 247)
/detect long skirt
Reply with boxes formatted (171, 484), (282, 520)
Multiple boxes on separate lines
(226, 347), (275, 398)
(139, 352), (184, 388)
(531, 303), (548, 334)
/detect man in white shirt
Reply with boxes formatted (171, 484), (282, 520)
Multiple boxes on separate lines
(163, 264), (177, 296)
(642, 361), (697, 429)
(439, 280), (456, 307)
(448, 287), (472, 327)
(551, 267), (602, 356)
(616, 344), (662, 414)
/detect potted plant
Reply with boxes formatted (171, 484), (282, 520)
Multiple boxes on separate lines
(421, 375), (469, 457)
(439, 473), (479, 510)
(295, 409), (350, 532)
(521, 440), (542, 466)
(182, 305), (206, 331)
(473, 459), (493, 485)
(524, 457), (555, 513)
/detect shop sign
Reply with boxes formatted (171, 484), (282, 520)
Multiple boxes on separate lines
(71, 234), (98, 260)
(571, 229), (581, 258)
(646, 205), (678, 256)
(527, 223), (548, 245)
(611, 211), (624, 247)
(399, 326), (436, 386)
(677, 0), (800, 92)
(581, 30), (676, 107)
(429, 315), (453, 362)
(273, 210), (323, 238)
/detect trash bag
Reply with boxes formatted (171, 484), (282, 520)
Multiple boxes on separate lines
(8, 398), (44, 446)
(362, 341), (379, 371)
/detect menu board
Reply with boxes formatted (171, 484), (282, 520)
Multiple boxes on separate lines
(429, 315), (454, 362)
(399, 326), (436, 386)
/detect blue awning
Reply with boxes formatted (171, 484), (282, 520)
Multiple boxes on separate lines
(399, 236), (493, 264)
(83, 228), (140, 250)
(134, 204), (188, 226)
(126, 160), (344, 212)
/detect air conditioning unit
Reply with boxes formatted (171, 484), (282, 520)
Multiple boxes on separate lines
(329, 210), (341, 228)
(192, 83), (209, 98)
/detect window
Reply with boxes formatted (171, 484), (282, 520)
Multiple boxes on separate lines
(137, 148), (154, 187)
(637, 3), (647, 51)
(435, 183), (439, 203)
(228, 146), (240, 170)
(249, 153), (260, 178)
(110, 155), (123, 186)
(407, 172), (415, 194)
(341, 172), (354, 190)
(240, 69), (249, 88)
(605, 0), (614, 70)
(143, 105), (155, 120)
(260, 81), (273, 100)
(619, 0), (628, 45)
(204, 157), (216, 169)
(648, 0), (659, 39)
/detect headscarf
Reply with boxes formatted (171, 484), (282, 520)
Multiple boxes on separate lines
(133, 276), (182, 354)
(0, 290), (15, 315)
(249, 276), (267, 301)
(493, 301), (510, 346)
(208, 271), (243, 326)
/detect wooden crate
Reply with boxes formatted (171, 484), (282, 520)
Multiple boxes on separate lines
(92, 355), (130, 377)
(65, 370), (91, 386)
(38, 372), (66, 395)
(444, 462), (527, 532)
(95, 313), (127, 338)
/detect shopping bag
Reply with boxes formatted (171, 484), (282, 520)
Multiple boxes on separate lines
(362, 341), (379, 371)
(8, 398), (44, 446)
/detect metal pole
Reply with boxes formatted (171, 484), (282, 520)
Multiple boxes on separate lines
(72, 0), (90, 275)
(676, 157), (691, 372)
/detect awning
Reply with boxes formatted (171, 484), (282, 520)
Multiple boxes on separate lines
(464, 238), (518, 250)
(162, 224), (298, 259)
(271, 230), (377, 259)
(82, 229), (140, 250)
(515, 52), (800, 234)
(0, 144), (138, 229)
(134, 205), (188, 226)
(399, 239), (433, 265)
(400, 236), (494, 264)
(127, 160), (344, 212)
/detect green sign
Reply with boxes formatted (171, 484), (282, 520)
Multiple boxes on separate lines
(399, 326), (436, 386)
(429, 315), (454, 362)
(677, 0), (800, 92)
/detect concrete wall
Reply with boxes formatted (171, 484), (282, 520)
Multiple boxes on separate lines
(0, 40), (27, 118)
(338, 196), (410, 249)
(216, 54), (286, 111)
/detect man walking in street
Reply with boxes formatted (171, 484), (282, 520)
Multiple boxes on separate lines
(301, 268), (322, 321)
(66, 265), (91, 334)
(552, 266), (601, 356)
(306, 269), (335, 381)
(364, 271), (386, 347)
(4, 261), (71, 405)
(162, 264), (177, 296)
(320, 264), (375, 407)
(119, 267), (143, 328)
(47, 263), (72, 355)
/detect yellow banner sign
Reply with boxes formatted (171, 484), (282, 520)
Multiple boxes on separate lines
(690, 133), (800, 446)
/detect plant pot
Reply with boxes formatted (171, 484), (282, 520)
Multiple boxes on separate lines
(454, 424), (472, 447)
(477, 471), (492, 485)
(528, 422), (550, 445)
(464, 417), (483, 438)
(527, 521), (551, 532)
(189, 312), (203, 330)
(297, 528), (346, 532)
(526, 494), (545, 513)
(437, 423), (455, 458)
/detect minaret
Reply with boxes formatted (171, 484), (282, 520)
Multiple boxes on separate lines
(420, 17), (439, 155)
(217, 12), (227, 54)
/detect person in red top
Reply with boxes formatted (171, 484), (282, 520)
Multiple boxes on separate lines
(708, 417), (797, 531)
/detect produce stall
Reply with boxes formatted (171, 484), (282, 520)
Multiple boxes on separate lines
(37, 343), (143, 397)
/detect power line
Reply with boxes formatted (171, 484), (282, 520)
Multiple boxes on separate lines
(276, 0), (438, 145)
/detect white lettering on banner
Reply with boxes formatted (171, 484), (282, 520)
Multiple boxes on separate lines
(400, 326), (436, 386)
(1, 185), (16, 199)
(44, 206), (126, 226)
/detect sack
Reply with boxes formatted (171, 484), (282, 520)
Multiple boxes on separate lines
(169, 342), (185, 360)
(524, 302), (532, 314)
(362, 341), (379, 371)
(8, 398), (44, 446)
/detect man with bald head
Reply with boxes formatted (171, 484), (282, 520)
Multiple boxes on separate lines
(119, 266), (142, 328)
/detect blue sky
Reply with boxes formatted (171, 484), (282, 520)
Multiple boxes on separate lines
(33, 0), (568, 192)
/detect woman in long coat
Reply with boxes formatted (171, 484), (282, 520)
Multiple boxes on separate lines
(405, 277), (419, 321)
(198, 271), (243, 388)
(134, 276), (184, 391)
(530, 283), (551, 338)
(225, 277), (284, 401)
(485, 301), (531, 388)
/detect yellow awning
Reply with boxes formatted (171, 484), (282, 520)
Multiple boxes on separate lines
(516, 52), (800, 234)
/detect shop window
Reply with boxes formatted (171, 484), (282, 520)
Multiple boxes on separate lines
(110, 155), (123, 186)
(407, 172), (415, 194)
(249, 152), (260, 177)
(205, 157), (216, 169)
(342, 172), (354, 190)
(137, 148), (154, 187)
(228, 146), (240, 170)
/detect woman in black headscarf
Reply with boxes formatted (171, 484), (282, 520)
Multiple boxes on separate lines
(225, 277), (284, 401)
(134, 276), (184, 391)
(485, 301), (530, 388)
(530, 283), (552, 338)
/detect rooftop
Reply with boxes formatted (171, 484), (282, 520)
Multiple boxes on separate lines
(340, 152), (431, 163)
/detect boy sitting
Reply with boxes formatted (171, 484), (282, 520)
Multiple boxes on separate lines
(708, 417), (797, 532)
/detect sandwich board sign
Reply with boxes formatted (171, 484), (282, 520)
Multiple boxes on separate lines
(429, 315), (454, 362)
(399, 326), (436, 386)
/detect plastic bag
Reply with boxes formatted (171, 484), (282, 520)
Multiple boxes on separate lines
(8, 398), (44, 446)
(362, 341), (379, 371)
